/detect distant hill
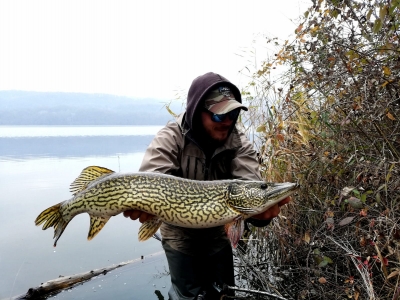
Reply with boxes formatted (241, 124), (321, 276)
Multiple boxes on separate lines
(0, 91), (184, 125)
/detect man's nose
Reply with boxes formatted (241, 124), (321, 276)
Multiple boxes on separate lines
(221, 116), (234, 125)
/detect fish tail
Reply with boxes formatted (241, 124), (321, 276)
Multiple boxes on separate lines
(35, 201), (70, 247)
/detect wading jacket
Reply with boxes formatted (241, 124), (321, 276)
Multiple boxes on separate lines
(139, 114), (262, 255)
(139, 72), (262, 256)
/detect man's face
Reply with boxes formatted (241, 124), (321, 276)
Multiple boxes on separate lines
(200, 110), (235, 142)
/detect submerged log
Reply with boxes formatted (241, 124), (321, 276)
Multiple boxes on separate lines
(9, 251), (165, 300)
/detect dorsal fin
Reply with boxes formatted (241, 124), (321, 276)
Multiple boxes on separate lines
(70, 166), (114, 195)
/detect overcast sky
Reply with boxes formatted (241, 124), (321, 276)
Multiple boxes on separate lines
(0, 0), (309, 100)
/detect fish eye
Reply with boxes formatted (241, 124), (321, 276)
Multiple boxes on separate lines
(260, 183), (268, 190)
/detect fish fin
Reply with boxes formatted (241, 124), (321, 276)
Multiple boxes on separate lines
(88, 215), (111, 241)
(229, 205), (257, 214)
(225, 217), (245, 248)
(138, 218), (162, 242)
(70, 166), (114, 195)
(35, 201), (70, 247)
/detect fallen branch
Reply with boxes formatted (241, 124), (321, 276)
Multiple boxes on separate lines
(9, 251), (165, 300)
(226, 285), (290, 300)
(213, 283), (291, 300)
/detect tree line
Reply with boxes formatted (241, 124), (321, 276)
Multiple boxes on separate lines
(0, 91), (181, 125)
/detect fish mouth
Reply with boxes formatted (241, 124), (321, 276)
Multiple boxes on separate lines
(270, 182), (298, 194)
(264, 182), (299, 202)
(232, 182), (299, 215)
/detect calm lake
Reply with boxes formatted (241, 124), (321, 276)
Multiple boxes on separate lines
(0, 126), (170, 300)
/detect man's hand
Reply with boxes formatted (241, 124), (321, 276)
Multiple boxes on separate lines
(251, 196), (291, 220)
(123, 210), (155, 223)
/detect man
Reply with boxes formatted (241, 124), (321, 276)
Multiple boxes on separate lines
(124, 72), (290, 300)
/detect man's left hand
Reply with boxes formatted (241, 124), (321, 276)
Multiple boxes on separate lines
(251, 197), (291, 220)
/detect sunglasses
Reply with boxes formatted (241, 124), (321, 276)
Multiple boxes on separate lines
(208, 108), (240, 123)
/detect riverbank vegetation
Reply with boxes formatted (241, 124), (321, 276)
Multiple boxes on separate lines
(238, 0), (400, 299)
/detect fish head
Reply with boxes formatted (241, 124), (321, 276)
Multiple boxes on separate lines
(226, 181), (299, 215)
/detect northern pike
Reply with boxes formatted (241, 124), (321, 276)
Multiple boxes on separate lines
(35, 166), (299, 247)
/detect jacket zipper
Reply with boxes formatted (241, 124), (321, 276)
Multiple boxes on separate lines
(204, 157), (210, 180)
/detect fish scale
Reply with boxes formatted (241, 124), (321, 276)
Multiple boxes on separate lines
(35, 166), (299, 248)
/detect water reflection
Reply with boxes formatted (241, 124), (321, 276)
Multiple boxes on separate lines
(0, 126), (169, 300)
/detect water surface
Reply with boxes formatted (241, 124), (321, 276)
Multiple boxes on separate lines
(0, 126), (169, 300)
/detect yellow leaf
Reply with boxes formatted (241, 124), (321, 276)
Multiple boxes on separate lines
(295, 24), (303, 34)
(374, 243), (388, 278)
(165, 104), (178, 118)
(330, 9), (340, 18)
(278, 118), (284, 130)
(387, 112), (396, 120)
(327, 95), (335, 104)
(386, 163), (395, 182)
(326, 210), (334, 218)
(304, 231), (311, 244)
(387, 270), (400, 279)
(380, 5), (388, 20)
(276, 133), (284, 142)
(256, 125), (266, 132)
(373, 19), (383, 33)
(383, 66), (391, 76)
(264, 138), (272, 149)
(355, 290), (360, 300)
(366, 9), (373, 20)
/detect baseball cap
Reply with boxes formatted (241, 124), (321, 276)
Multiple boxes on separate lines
(204, 86), (248, 114)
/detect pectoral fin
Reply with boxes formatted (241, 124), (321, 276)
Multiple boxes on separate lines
(225, 217), (245, 248)
(229, 205), (257, 214)
(88, 215), (111, 240)
(138, 218), (162, 242)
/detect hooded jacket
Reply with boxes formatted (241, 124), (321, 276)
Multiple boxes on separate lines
(139, 72), (262, 255)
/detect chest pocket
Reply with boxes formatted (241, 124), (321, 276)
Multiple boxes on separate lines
(179, 154), (205, 180)
(210, 150), (236, 180)
(179, 149), (237, 181)
(176, 127), (238, 180)
(178, 140), (207, 180)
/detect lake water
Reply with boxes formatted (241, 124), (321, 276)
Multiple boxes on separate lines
(0, 126), (170, 300)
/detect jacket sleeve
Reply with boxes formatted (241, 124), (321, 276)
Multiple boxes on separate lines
(139, 122), (182, 175)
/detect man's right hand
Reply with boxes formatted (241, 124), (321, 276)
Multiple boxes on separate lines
(123, 210), (155, 223)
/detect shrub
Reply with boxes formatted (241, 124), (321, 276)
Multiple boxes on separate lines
(237, 0), (400, 299)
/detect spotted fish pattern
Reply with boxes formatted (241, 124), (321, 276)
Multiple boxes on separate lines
(35, 166), (298, 247)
